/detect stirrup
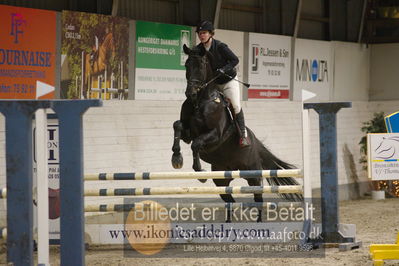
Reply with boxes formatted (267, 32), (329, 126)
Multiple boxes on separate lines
(239, 137), (251, 148)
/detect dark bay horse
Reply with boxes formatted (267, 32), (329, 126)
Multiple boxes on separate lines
(171, 45), (302, 216)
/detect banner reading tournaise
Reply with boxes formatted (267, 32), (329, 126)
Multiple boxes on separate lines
(0, 5), (56, 99)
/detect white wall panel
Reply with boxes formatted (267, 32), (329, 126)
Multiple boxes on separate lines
(332, 42), (370, 101)
(370, 43), (399, 101)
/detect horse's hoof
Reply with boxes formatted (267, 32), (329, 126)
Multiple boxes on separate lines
(171, 153), (183, 169)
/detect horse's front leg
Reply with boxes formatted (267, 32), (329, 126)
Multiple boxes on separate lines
(191, 128), (219, 171)
(171, 120), (184, 169)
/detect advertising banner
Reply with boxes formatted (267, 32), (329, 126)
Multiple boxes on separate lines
(368, 133), (399, 180)
(135, 21), (191, 100)
(33, 115), (60, 242)
(294, 39), (332, 102)
(61, 11), (129, 100)
(248, 33), (291, 100)
(385, 111), (399, 133)
(0, 5), (56, 99)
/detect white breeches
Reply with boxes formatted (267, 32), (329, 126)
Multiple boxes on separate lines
(217, 79), (241, 114)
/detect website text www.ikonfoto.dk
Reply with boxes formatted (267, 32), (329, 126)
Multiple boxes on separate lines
(110, 224), (321, 243)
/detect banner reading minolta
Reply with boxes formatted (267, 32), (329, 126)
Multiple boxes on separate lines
(248, 33), (291, 100)
(135, 21), (191, 100)
(294, 39), (332, 102)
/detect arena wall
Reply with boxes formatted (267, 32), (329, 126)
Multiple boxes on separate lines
(370, 43), (399, 101)
(1, 100), (398, 227)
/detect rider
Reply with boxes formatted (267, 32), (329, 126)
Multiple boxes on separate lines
(89, 36), (99, 67)
(196, 20), (250, 147)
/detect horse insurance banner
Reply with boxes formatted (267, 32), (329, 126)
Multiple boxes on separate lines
(135, 21), (192, 100)
(368, 133), (399, 180)
(248, 33), (291, 100)
(0, 5), (56, 99)
(294, 39), (332, 102)
(61, 11), (129, 99)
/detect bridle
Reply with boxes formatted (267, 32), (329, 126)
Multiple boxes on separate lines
(187, 74), (221, 95)
(186, 54), (220, 97)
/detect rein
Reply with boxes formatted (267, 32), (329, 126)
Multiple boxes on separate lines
(188, 73), (221, 93)
(188, 73), (221, 110)
(200, 73), (221, 89)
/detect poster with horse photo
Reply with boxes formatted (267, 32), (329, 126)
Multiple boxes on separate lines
(61, 11), (129, 100)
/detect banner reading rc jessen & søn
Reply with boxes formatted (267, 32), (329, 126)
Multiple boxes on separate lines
(0, 5), (56, 99)
(135, 21), (191, 100)
(248, 33), (291, 100)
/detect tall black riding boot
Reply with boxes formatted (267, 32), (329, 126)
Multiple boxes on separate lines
(236, 109), (251, 148)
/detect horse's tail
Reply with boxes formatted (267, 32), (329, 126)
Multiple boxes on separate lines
(254, 136), (303, 202)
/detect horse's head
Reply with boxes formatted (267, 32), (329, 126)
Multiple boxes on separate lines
(99, 32), (116, 61)
(375, 136), (399, 159)
(183, 44), (212, 103)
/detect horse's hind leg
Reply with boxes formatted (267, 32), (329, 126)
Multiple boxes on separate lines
(247, 177), (263, 222)
(171, 120), (184, 169)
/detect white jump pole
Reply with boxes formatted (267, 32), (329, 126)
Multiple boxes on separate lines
(81, 51), (84, 99)
(110, 72), (114, 100)
(120, 61), (123, 99)
(35, 109), (49, 266)
(84, 185), (304, 196)
(75, 75), (78, 97)
(104, 68), (107, 100)
(97, 75), (101, 99)
(84, 169), (303, 181)
(302, 109), (312, 199)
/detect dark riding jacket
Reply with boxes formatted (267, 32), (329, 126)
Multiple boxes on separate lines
(197, 39), (239, 84)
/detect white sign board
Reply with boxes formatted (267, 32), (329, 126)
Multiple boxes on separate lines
(294, 39), (332, 102)
(368, 133), (399, 180)
(248, 33), (291, 99)
(33, 116), (60, 242)
(134, 21), (192, 100)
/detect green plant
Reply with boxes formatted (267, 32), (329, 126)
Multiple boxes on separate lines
(359, 112), (386, 169)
